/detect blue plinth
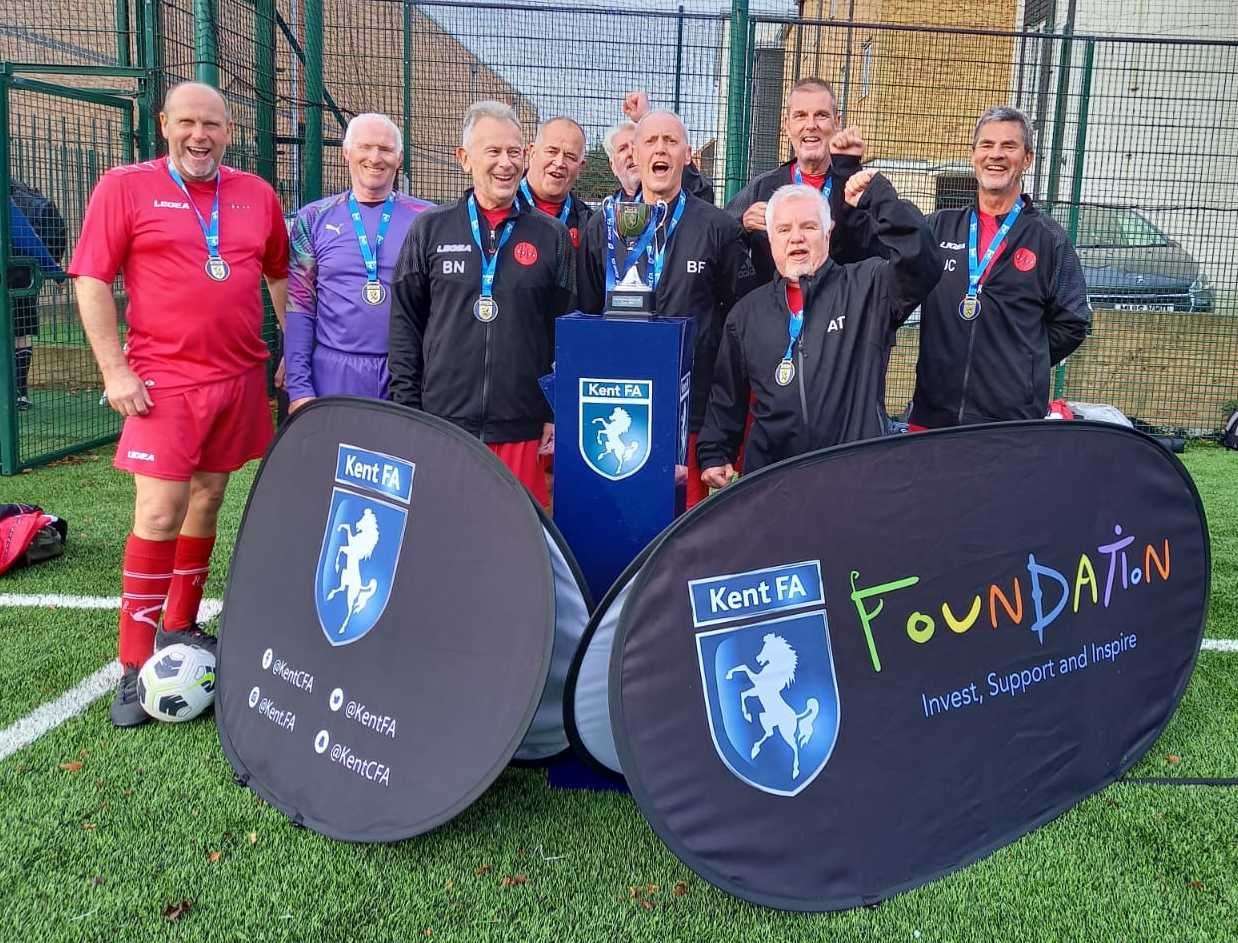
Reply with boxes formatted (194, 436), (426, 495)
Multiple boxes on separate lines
(552, 313), (695, 601)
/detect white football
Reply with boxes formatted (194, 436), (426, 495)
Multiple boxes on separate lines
(138, 643), (217, 722)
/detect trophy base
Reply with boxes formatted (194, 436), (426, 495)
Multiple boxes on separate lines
(604, 288), (656, 319)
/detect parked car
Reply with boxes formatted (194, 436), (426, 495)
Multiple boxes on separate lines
(1042, 203), (1213, 313)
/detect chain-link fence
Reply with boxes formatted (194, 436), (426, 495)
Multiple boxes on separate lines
(3, 1), (1237, 472)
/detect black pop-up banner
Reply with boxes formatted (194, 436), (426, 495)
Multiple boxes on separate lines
(610, 422), (1209, 911)
(216, 398), (587, 842)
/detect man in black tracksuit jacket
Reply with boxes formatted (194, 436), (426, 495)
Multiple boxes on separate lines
(910, 106), (1090, 429)
(388, 104), (573, 506)
(697, 170), (942, 479)
(577, 109), (758, 506)
(726, 78), (884, 283)
(388, 192), (572, 437)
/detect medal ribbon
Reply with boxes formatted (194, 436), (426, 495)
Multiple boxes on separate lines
(519, 179), (572, 225)
(166, 158), (222, 266)
(467, 195), (515, 302)
(782, 294), (805, 363)
(347, 191), (395, 284)
(650, 191), (687, 290)
(792, 163), (833, 201)
(967, 200), (1023, 300)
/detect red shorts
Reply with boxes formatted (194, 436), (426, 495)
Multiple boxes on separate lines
(114, 366), (273, 481)
(488, 439), (550, 508)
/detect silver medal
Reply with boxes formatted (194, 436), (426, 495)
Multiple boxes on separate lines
(775, 358), (796, 387)
(206, 257), (231, 282)
(474, 296), (499, 323)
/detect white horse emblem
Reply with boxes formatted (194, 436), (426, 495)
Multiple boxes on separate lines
(325, 507), (381, 635)
(594, 407), (641, 474)
(725, 633), (820, 779)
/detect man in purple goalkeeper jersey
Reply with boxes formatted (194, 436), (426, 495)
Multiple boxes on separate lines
(285, 112), (432, 409)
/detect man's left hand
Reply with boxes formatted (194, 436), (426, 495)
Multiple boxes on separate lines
(830, 127), (865, 158)
(274, 357), (286, 391)
(623, 90), (651, 123)
(845, 169), (879, 207)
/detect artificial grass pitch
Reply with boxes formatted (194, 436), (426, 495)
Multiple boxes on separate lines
(0, 444), (1234, 941)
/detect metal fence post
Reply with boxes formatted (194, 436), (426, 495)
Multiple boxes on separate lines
(255, 0), (277, 186)
(0, 69), (18, 474)
(138, 0), (162, 160)
(116, 0), (131, 66)
(194, 0), (220, 87)
(674, 4), (685, 114)
(403, 0), (413, 187)
(302, 0), (323, 205)
(724, 0), (751, 203)
(1055, 37), (1095, 401)
(1045, 0), (1078, 207)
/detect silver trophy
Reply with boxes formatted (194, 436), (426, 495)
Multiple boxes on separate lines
(603, 196), (666, 317)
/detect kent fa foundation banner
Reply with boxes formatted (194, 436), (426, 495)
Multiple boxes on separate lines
(609, 421), (1209, 910)
(216, 398), (586, 842)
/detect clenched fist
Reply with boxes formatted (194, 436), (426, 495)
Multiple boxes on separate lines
(845, 169), (879, 207)
(829, 127), (865, 158)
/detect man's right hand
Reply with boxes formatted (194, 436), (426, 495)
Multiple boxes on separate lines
(289, 397), (315, 414)
(741, 201), (769, 233)
(700, 464), (736, 490)
(103, 367), (153, 417)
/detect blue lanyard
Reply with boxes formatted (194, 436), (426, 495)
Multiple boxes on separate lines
(783, 297), (804, 362)
(651, 192), (687, 289)
(967, 200), (1023, 299)
(467, 196), (515, 299)
(519, 179), (572, 225)
(604, 191), (686, 292)
(792, 164), (833, 201)
(166, 159), (221, 261)
(347, 191), (395, 283)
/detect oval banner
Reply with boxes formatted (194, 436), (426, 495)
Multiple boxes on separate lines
(216, 398), (565, 842)
(611, 421), (1209, 911)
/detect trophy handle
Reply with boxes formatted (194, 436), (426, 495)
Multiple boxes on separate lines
(654, 199), (669, 230)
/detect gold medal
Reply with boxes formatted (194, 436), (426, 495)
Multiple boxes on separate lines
(959, 296), (980, 321)
(205, 257), (231, 282)
(363, 280), (386, 306)
(474, 296), (499, 323)
(775, 358), (796, 386)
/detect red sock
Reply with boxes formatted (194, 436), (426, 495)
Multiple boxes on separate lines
(163, 533), (216, 631)
(119, 534), (177, 668)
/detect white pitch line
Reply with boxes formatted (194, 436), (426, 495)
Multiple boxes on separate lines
(0, 595), (223, 760)
(0, 661), (122, 761)
(1202, 638), (1238, 653)
(0, 593), (223, 622)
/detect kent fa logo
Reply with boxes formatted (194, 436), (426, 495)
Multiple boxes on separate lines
(315, 444), (415, 646)
(691, 562), (839, 796)
(578, 378), (652, 481)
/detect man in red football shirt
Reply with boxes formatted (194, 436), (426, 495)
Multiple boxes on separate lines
(70, 82), (289, 727)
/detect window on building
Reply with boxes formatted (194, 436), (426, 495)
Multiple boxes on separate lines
(860, 40), (874, 99)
